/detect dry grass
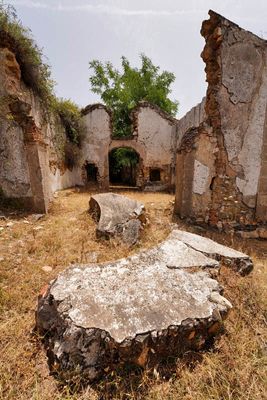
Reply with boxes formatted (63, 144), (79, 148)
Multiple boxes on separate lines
(0, 188), (266, 400)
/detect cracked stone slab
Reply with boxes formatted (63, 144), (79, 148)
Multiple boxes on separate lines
(171, 230), (253, 275)
(36, 230), (235, 383)
(89, 193), (145, 245)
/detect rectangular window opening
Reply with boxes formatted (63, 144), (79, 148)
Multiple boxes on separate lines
(149, 168), (161, 182)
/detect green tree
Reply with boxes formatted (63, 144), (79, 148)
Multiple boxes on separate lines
(89, 54), (178, 137)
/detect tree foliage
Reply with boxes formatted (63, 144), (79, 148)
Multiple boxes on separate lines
(89, 54), (178, 136)
(109, 148), (139, 186)
(110, 148), (139, 172)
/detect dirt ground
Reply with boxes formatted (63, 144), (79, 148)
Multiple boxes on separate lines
(0, 189), (266, 400)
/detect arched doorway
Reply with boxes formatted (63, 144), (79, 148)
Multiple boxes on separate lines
(109, 147), (140, 187)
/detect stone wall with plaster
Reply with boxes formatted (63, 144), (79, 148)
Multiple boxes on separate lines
(177, 97), (206, 147)
(81, 104), (112, 189)
(82, 102), (178, 191)
(0, 41), (82, 212)
(175, 10), (267, 228)
(175, 124), (217, 222)
(132, 102), (178, 190)
(0, 36), (178, 215)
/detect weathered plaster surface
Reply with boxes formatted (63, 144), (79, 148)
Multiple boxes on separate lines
(0, 45), (83, 212)
(175, 128), (216, 223)
(219, 26), (267, 206)
(51, 261), (220, 343)
(48, 167), (83, 194)
(177, 97), (206, 146)
(175, 10), (267, 227)
(0, 48), (31, 198)
(137, 106), (175, 165)
(193, 160), (210, 195)
(0, 120), (32, 197)
(133, 104), (177, 190)
(81, 102), (178, 191)
(81, 105), (112, 189)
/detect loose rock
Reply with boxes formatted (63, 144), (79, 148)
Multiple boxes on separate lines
(42, 266), (53, 273)
(89, 193), (145, 245)
(121, 219), (142, 246)
(32, 214), (45, 222)
(171, 230), (253, 275)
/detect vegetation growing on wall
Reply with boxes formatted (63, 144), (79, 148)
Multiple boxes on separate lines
(89, 54), (179, 137)
(51, 98), (85, 169)
(0, 1), (54, 105)
(52, 98), (84, 146)
(0, 3), (85, 169)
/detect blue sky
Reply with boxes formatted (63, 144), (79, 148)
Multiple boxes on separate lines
(8, 0), (267, 116)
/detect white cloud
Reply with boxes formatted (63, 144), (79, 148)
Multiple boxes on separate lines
(10, 0), (206, 16)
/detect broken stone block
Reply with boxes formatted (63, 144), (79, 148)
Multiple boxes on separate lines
(121, 219), (142, 246)
(36, 230), (237, 384)
(89, 193), (145, 245)
(171, 229), (253, 276)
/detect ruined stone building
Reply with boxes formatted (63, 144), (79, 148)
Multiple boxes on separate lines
(175, 10), (267, 228)
(0, 33), (178, 213)
(1, 10), (267, 228)
(81, 102), (177, 191)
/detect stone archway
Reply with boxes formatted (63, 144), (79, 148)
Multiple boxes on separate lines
(109, 140), (145, 188)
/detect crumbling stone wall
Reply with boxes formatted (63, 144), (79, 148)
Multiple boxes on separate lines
(81, 104), (112, 189)
(0, 44), (82, 212)
(175, 10), (267, 228)
(82, 101), (178, 191)
(133, 102), (177, 190)
(177, 97), (206, 147)
(175, 124), (217, 222)
(1, 40), (178, 214)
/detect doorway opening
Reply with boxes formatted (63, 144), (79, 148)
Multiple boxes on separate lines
(85, 163), (98, 183)
(109, 147), (140, 187)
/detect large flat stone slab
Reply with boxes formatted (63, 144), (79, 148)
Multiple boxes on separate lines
(171, 230), (253, 275)
(89, 193), (145, 245)
(36, 229), (238, 383)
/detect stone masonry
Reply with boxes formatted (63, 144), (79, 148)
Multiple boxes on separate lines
(174, 10), (267, 229)
(81, 101), (178, 191)
(0, 40), (82, 212)
(1, 10), (267, 230)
